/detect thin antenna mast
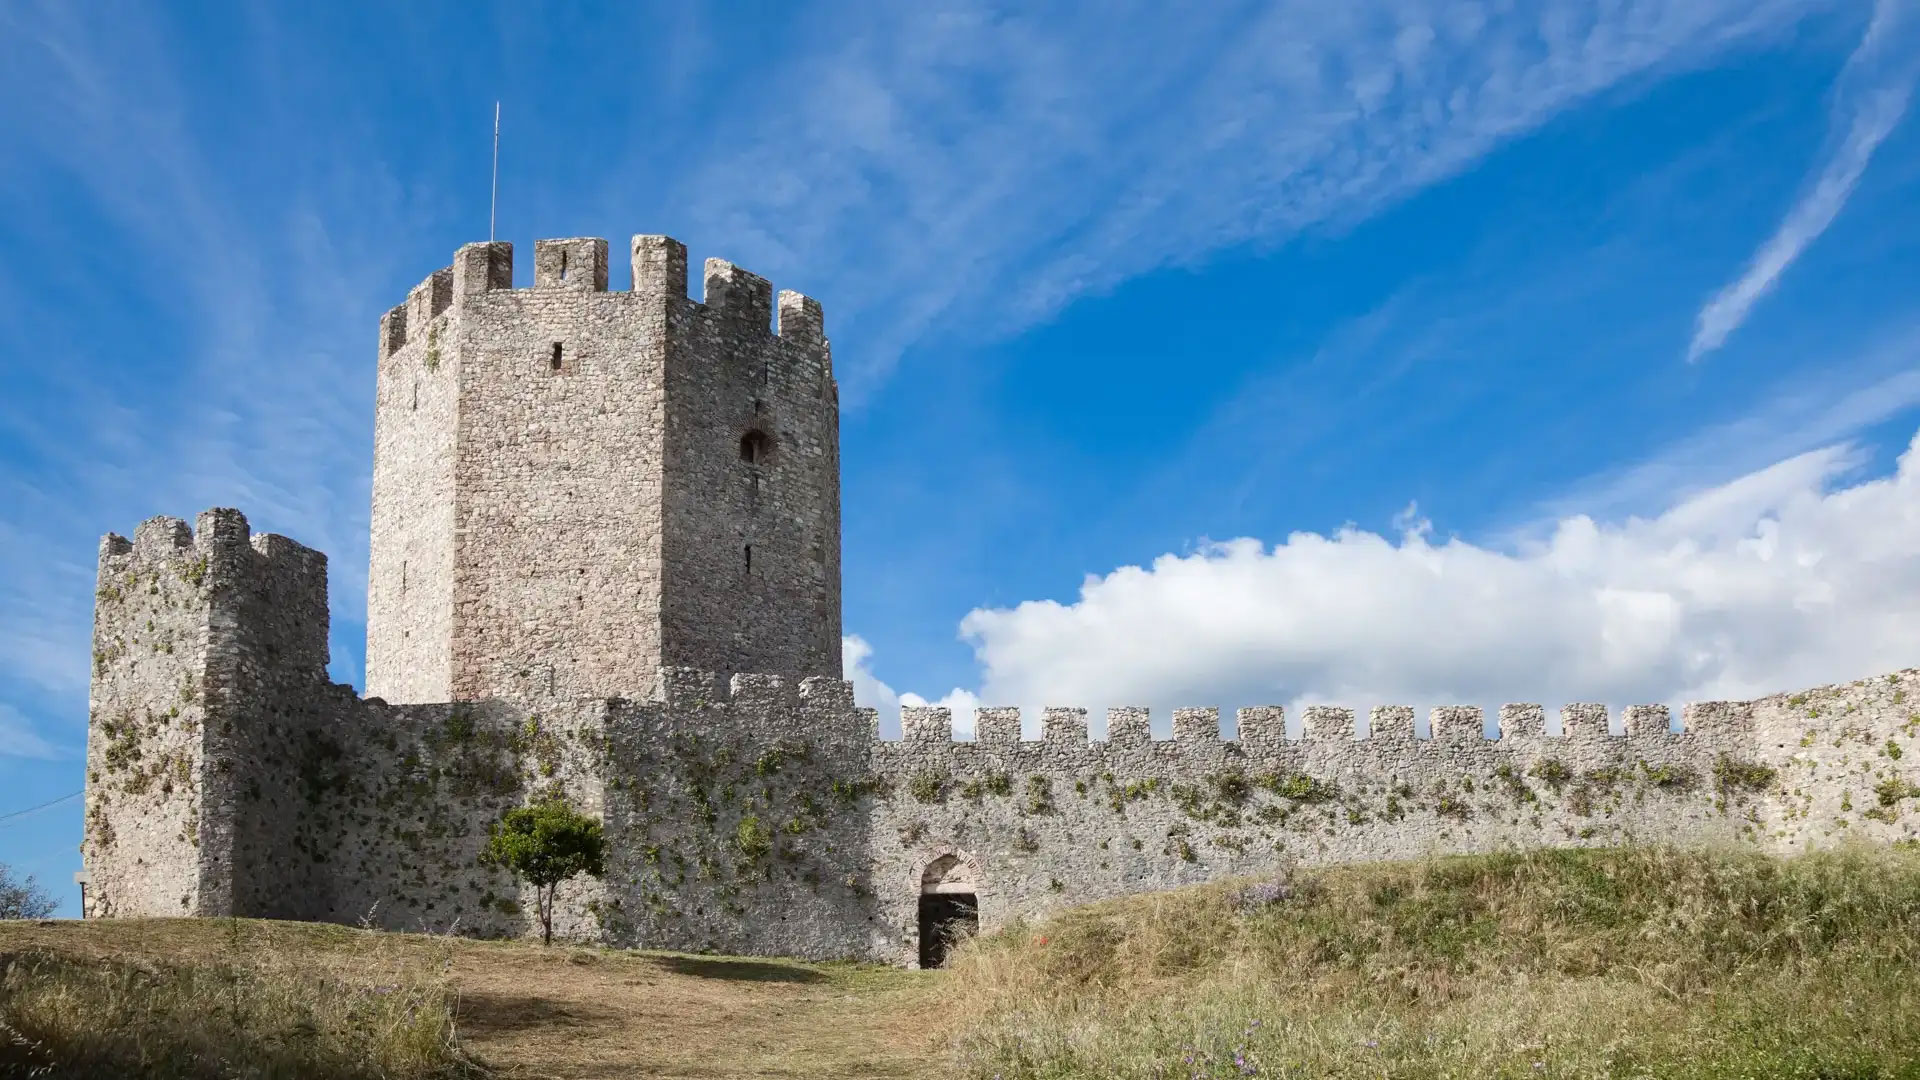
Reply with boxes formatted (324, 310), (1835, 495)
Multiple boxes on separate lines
(489, 102), (500, 242)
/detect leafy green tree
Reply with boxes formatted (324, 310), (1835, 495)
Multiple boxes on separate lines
(480, 798), (605, 945)
(0, 862), (56, 919)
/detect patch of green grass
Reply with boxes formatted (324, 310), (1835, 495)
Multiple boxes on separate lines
(941, 844), (1920, 1078)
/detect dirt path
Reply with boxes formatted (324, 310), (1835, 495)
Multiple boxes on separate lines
(448, 943), (942, 1078)
(0, 919), (945, 1079)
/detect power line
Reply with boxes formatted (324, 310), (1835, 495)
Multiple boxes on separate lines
(0, 791), (81, 826)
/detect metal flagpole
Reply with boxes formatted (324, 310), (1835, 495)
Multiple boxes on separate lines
(489, 102), (500, 242)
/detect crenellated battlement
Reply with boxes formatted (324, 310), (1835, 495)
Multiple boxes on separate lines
(869, 699), (1724, 748)
(375, 235), (829, 358)
(100, 509), (327, 594)
(649, 667), (855, 711)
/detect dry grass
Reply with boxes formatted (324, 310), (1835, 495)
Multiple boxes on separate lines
(0, 918), (940, 1079)
(941, 843), (1920, 1079)
(15, 844), (1920, 1078)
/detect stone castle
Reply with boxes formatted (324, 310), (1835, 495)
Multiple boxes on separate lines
(80, 234), (1920, 966)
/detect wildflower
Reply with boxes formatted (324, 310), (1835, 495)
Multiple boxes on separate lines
(1235, 878), (1294, 910)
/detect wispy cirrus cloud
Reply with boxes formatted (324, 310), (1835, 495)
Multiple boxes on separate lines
(667, 0), (1836, 396)
(1525, 325), (1920, 529)
(0, 704), (62, 760)
(0, 2), (424, 704)
(1687, 0), (1919, 362)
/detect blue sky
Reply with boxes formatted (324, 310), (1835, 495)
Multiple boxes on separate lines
(4, 0), (1920, 915)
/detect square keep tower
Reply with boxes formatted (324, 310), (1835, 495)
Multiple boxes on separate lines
(365, 235), (841, 704)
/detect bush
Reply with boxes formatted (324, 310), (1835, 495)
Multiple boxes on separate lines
(480, 797), (605, 945)
(0, 863), (56, 920)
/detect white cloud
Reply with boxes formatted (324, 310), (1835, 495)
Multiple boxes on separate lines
(843, 635), (981, 738)
(864, 426), (1920, 726)
(843, 635), (902, 716)
(1688, 0), (1919, 362)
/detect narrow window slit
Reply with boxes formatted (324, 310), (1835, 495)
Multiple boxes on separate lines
(560, 249), (569, 280)
(744, 544), (752, 573)
(551, 343), (563, 371)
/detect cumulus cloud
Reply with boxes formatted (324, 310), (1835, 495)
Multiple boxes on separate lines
(1688, 0), (1920, 362)
(843, 634), (981, 738)
(859, 428), (1920, 730)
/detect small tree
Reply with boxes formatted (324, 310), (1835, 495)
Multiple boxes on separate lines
(480, 797), (605, 945)
(0, 863), (56, 920)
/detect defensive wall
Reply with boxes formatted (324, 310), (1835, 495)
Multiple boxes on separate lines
(83, 510), (1920, 966)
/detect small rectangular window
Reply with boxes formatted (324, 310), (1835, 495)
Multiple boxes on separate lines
(550, 343), (563, 371)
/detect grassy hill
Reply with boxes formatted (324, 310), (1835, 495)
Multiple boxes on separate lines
(946, 843), (1920, 1079)
(5, 844), (1920, 1078)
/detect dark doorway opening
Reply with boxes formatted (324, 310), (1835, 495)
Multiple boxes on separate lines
(917, 892), (977, 968)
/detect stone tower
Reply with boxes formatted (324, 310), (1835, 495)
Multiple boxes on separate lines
(364, 236), (841, 704)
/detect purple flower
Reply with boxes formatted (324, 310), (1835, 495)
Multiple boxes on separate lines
(1235, 879), (1294, 910)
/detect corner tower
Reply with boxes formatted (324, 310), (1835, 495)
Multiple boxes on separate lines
(366, 235), (841, 704)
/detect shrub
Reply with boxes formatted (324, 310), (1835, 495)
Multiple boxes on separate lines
(1713, 754), (1778, 793)
(0, 863), (56, 920)
(908, 772), (945, 803)
(1258, 771), (1336, 803)
(1529, 758), (1573, 788)
(1023, 775), (1054, 815)
(735, 815), (773, 862)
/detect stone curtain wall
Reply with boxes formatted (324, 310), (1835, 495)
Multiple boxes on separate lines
(301, 697), (611, 939)
(1749, 671), (1920, 849)
(595, 672), (875, 960)
(866, 700), (1760, 966)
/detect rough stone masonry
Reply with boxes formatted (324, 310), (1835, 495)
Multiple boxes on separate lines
(81, 234), (1920, 966)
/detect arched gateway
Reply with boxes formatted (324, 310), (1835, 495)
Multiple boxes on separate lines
(917, 854), (980, 968)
